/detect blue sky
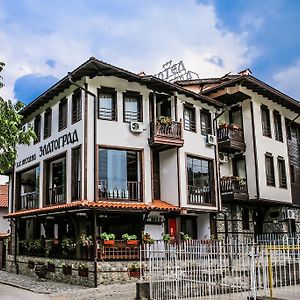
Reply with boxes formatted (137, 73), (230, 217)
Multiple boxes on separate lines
(1, 0), (300, 103)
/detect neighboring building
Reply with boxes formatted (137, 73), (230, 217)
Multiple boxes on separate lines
(178, 70), (300, 239)
(0, 183), (9, 270)
(5, 57), (223, 280)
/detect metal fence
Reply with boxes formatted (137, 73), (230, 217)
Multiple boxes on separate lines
(140, 235), (300, 300)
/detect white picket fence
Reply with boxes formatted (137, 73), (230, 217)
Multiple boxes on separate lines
(140, 235), (300, 300)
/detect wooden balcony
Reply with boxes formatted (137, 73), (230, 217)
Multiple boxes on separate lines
(47, 185), (66, 205)
(148, 119), (184, 150)
(217, 125), (246, 153)
(187, 185), (212, 205)
(220, 176), (248, 201)
(20, 192), (39, 210)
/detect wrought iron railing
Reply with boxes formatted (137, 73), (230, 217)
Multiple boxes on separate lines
(48, 185), (66, 205)
(187, 185), (211, 205)
(20, 192), (38, 210)
(150, 119), (182, 139)
(98, 180), (142, 201)
(217, 125), (245, 143)
(220, 176), (248, 193)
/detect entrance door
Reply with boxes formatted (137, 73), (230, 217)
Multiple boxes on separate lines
(160, 100), (171, 117)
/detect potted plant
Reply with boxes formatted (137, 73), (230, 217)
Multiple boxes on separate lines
(61, 237), (77, 257)
(157, 116), (173, 126)
(62, 263), (72, 276)
(180, 232), (192, 241)
(128, 263), (141, 278)
(79, 233), (93, 248)
(100, 232), (116, 245)
(230, 123), (240, 130)
(161, 233), (176, 244)
(122, 233), (138, 245)
(218, 122), (228, 129)
(142, 233), (154, 245)
(47, 260), (55, 272)
(78, 264), (89, 277)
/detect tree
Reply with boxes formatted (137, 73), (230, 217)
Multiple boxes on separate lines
(0, 62), (35, 173)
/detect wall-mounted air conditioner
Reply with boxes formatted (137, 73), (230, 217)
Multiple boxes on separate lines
(219, 152), (228, 163)
(206, 134), (216, 146)
(130, 121), (144, 133)
(286, 209), (296, 220)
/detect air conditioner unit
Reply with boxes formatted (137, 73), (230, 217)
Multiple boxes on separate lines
(286, 209), (296, 220)
(219, 152), (228, 163)
(130, 121), (144, 133)
(206, 134), (216, 146)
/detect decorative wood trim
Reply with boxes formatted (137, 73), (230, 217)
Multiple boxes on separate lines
(84, 84), (88, 199)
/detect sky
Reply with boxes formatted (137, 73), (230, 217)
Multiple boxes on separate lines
(1, 0), (300, 104)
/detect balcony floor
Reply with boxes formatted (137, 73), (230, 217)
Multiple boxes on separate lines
(148, 136), (184, 150)
(218, 139), (246, 153)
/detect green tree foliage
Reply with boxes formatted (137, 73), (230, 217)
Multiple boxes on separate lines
(0, 62), (35, 173)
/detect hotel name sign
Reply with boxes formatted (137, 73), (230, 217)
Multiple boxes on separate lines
(16, 129), (79, 168)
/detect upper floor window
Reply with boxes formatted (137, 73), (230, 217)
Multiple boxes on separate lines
(242, 208), (250, 230)
(34, 115), (41, 144)
(187, 155), (213, 205)
(98, 88), (117, 121)
(44, 109), (52, 139)
(71, 146), (81, 201)
(273, 111), (283, 142)
(184, 105), (196, 132)
(72, 89), (82, 124)
(277, 157), (287, 189)
(200, 109), (212, 135)
(261, 105), (271, 137)
(290, 164), (296, 183)
(123, 92), (142, 123)
(58, 98), (68, 131)
(265, 153), (275, 186)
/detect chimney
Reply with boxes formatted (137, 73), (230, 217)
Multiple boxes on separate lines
(238, 68), (252, 76)
(137, 71), (146, 77)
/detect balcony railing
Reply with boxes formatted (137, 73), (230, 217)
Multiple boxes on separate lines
(217, 125), (245, 152)
(98, 180), (142, 201)
(187, 185), (211, 205)
(149, 119), (184, 149)
(20, 192), (38, 210)
(48, 185), (66, 205)
(220, 176), (248, 194)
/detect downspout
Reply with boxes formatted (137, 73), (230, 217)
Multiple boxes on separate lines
(68, 74), (98, 287)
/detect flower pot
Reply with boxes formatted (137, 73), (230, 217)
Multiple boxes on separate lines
(62, 265), (72, 276)
(78, 267), (89, 277)
(28, 261), (35, 269)
(128, 269), (140, 278)
(47, 263), (55, 273)
(126, 240), (138, 246)
(219, 124), (228, 128)
(103, 240), (115, 245)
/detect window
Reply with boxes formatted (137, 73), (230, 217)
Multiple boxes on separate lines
(265, 153), (275, 186)
(72, 89), (82, 124)
(98, 88), (117, 121)
(187, 155), (213, 205)
(98, 148), (142, 201)
(278, 158), (287, 188)
(58, 98), (68, 131)
(44, 109), (52, 139)
(242, 208), (250, 230)
(71, 147), (81, 201)
(123, 92), (142, 123)
(34, 115), (41, 144)
(261, 105), (271, 137)
(184, 105), (196, 132)
(200, 109), (212, 135)
(290, 164), (296, 183)
(273, 111), (283, 142)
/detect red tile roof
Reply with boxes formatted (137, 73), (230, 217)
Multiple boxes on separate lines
(0, 185), (8, 208)
(5, 199), (179, 218)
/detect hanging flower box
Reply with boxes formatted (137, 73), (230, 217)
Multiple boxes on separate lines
(103, 240), (115, 246)
(78, 266), (89, 277)
(28, 261), (35, 269)
(128, 264), (141, 278)
(62, 265), (72, 276)
(126, 240), (138, 246)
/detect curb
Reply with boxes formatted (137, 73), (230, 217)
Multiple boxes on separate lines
(0, 280), (51, 294)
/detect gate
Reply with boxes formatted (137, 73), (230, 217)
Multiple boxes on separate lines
(141, 235), (300, 300)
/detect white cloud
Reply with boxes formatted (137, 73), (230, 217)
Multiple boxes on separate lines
(272, 60), (300, 101)
(0, 0), (257, 101)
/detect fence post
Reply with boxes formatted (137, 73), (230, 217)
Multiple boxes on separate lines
(250, 245), (257, 300)
(267, 247), (273, 298)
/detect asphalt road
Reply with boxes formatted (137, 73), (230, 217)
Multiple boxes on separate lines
(0, 283), (51, 300)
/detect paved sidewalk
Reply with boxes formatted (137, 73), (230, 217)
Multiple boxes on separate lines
(0, 271), (136, 300)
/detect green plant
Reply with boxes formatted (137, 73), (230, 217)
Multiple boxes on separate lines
(142, 233), (154, 244)
(79, 234), (93, 247)
(129, 263), (139, 271)
(61, 237), (76, 256)
(161, 233), (176, 244)
(99, 232), (116, 241)
(180, 232), (192, 241)
(122, 233), (137, 241)
(157, 116), (173, 126)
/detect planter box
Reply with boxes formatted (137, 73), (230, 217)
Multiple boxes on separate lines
(62, 265), (72, 276)
(47, 263), (55, 273)
(103, 240), (115, 246)
(128, 269), (140, 278)
(78, 267), (89, 277)
(28, 261), (35, 269)
(127, 240), (138, 246)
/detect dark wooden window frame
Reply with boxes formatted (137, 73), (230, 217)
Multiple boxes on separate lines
(34, 115), (41, 144)
(123, 91), (143, 123)
(44, 108), (52, 139)
(98, 87), (117, 121)
(72, 89), (82, 124)
(261, 105), (272, 138)
(71, 145), (82, 201)
(290, 164), (296, 183)
(200, 108), (212, 135)
(273, 110), (283, 142)
(277, 157), (287, 189)
(242, 207), (250, 231)
(58, 98), (68, 131)
(265, 153), (275, 187)
(183, 104), (196, 132)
